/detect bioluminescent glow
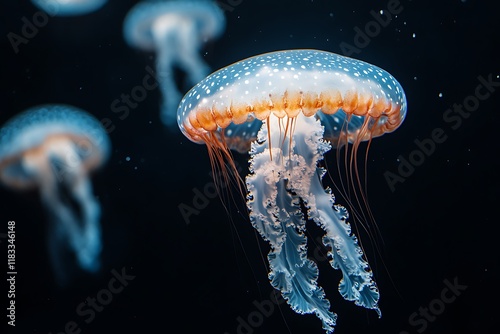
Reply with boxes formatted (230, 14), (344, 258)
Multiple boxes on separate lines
(124, 0), (225, 127)
(31, 0), (107, 16)
(0, 105), (110, 285)
(178, 49), (407, 332)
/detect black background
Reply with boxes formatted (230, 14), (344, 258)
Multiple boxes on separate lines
(1, 0), (499, 333)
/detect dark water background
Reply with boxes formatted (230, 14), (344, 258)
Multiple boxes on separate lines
(0, 0), (499, 333)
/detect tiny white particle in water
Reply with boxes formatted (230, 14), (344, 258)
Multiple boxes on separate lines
(126, 156), (131, 162)
(438, 93), (443, 98)
(412, 33), (416, 38)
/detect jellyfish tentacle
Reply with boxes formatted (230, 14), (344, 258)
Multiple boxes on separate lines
(31, 153), (81, 285)
(22, 140), (102, 273)
(246, 150), (284, 248)
(272, 176), (337, 333)
(46, 218), (71, 286)
(152, 15), (210, 126)
(290, 114), (381, 316)
(247, 113), (380, 333)
(309, 177), (380, 314)
(56, 142), (102, 272)
(69, 167), (102, 272)
(175, 18), (211, 84)
(25, 152), (84, 285)
(247, 118), (337, 333)
(152, 17), (183, 126)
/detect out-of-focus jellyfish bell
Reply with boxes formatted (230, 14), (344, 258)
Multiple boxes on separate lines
(178, 50), (407, 332)
(123, 0), (225, 127)
(0, 105), (110, 285)
(31, 0), (107, 16)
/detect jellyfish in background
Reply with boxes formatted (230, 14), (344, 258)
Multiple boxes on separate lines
(0, 105), (110, 284)
(31, 0), (107, 16)
(178, 49), (407, 332)
(123, 0), (225, 127)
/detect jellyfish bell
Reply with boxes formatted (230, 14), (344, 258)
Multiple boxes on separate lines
(124, 0), (225, 52)
(0, 105), (111, 284)
(178, 50), (406, 148)
(178, 49), (407, 332)
(31, 0), (108, 16)
(123, 0), (225, 127)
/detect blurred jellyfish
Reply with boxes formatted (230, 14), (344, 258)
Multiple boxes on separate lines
(0, 105), (110, 284)
(31, 0), (107, 16)
(123, 0), (225, 127)
(178, 50), (407, 332)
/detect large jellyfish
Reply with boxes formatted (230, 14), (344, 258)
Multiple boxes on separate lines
(123, 0), (225, 127)
(0, 105), (111, 284)
(178, 49), (407, 332)
(31, 0), (107, 16)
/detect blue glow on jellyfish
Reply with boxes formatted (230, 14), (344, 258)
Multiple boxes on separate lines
(0, 105), (110, 284)
(123, 0), (225, 127)
(31, 0), (107, 16)
(178, 50), (407, 332)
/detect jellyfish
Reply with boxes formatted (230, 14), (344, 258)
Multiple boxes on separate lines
(0, 105), (111, 284)
(177, 49), (407, 332)
(123, 0), (225, 127)
(31, 0), (107, 16)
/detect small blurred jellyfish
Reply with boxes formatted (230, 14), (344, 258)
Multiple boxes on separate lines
(123, 0), (225, 127)
(0, 105), (110, 285)
(31, 0), (107, 16)
(178, 50), (407, 332)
